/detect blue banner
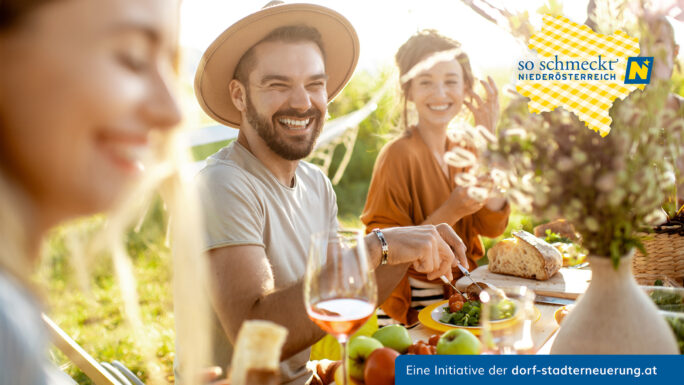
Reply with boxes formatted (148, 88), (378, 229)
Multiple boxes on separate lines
(396, 355), (684, 385)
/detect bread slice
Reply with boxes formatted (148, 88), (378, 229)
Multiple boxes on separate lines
(488, 230), (562, 280)
(229, 320), (288, 385)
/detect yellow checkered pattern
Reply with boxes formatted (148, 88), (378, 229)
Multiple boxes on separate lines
(516, 15), (645, 136)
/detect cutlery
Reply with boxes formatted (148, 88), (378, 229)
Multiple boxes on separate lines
(439, 275), (466, 297)
(569, 262), (590, 269)
(457, 264), (484, 292)
(534, 295), (575, 306)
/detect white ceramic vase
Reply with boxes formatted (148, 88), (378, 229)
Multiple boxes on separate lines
(551, 250), (679, 354)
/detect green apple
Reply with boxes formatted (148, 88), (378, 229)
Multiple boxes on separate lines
(347, 336), (383, 380)
(436, 329), (481, 355)
(372, 324), (412, 353)
(335, 364), (363, 385)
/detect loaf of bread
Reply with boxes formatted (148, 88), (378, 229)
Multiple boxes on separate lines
(533, 219), (580, 242)
(488, 230), (562, 280)
(230, 320), (288, 385)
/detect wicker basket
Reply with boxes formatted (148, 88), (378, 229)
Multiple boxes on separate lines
(633, 273), (683, 287)
(632, 232), (684, 286)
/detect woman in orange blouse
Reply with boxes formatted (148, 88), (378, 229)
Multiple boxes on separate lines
(361, 30), (510, 326)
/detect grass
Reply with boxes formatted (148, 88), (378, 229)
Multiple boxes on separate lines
(38, 200), (176, 384)
(190, 139), (234, 161)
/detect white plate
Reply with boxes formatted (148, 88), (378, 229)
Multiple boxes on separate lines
(431, 301), (517, 328)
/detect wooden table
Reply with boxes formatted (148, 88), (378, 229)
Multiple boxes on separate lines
(407, 303), (562, 353)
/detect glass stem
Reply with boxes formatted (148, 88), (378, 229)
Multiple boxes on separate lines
(340, 338), (349, 385)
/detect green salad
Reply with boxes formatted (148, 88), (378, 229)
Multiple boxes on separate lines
(649, 289), (684, 312)
(439, 299), (516, 327)
(543, 229), (574, 244)
(664, 315), (684, 354)
(648, 288), (684, 353)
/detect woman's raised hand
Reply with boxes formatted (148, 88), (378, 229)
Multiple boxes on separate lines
(464, 76), (500, 133)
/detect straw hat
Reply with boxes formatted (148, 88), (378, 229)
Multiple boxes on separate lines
(194, 2), (360, 128)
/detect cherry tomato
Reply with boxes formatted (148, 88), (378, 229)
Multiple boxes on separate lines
(449, 300), (464, 312)
(449, 293), (466, 304)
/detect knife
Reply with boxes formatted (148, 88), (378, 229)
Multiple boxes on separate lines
(440, 275), (466, 297)
(534, 295), (575, 306)
(457, 264), (484, 292)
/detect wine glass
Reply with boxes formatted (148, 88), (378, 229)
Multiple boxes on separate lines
(479, 285), (536, 354)
(304, 229), (377, 385)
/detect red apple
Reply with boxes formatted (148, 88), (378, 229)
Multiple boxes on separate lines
(363, 347), (399, 385)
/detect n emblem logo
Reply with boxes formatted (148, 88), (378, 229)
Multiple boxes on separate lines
(624, 57), (653, 84)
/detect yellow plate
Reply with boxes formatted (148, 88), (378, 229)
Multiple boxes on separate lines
(417, 300), (541, 335)
(553, 305), (574, 325)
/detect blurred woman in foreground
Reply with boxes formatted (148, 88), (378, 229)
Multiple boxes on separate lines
(0, 0), (210, 383)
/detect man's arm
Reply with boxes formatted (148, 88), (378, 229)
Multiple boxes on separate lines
(208, 224), (467, 360)
(208, 244), (411, 360)
(208, 245), (324, 360)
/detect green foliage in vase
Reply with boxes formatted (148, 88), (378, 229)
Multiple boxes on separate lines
(488, 81), (682, 266)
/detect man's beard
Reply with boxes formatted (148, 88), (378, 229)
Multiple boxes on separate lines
(245, 92), (323, 161)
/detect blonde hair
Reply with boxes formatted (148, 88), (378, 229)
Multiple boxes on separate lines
(0, 1), (211, 383)
(0, 172), (31, 284)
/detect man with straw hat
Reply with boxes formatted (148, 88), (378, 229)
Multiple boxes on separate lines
(193, 3), (468, 383)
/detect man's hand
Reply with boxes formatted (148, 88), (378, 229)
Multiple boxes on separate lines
(376, 224), (467, 281)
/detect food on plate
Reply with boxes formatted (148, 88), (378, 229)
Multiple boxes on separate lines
(439, 291), (515, 327)
(435, 328), (481, 355)
(489, 298), (516, 320)
(541, 229), (574, 244)
(663, 314), (684, 354)
(542, 229), (587, 267)
(646, 283), (684, 353)
(549, 240), (587, 267)
(464, 282), (489, 302)
(372, 324), (412, 353)
(364, 347), (399, 385)
(649, 288), (684, 312)
(440, 300), (481, 326)
(488, 230), (562, 280)
(449, 292), (467, 304)
(229, 320), (287, 385)
(449, 300), (464, 312)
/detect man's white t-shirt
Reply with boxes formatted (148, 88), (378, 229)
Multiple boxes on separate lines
(196, 141), (338, 385)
